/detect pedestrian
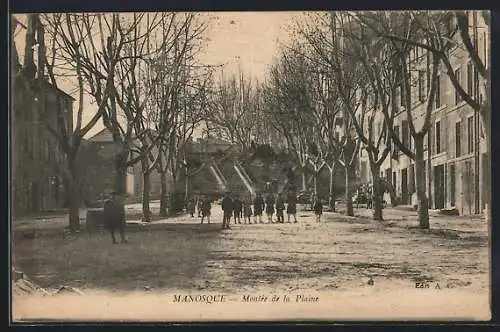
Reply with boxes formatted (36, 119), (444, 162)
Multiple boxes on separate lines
(221, 192), (233, 229)
(103, 191), (127, 244)
(197, 196), (204, 217)
(233, 195), (243, 224)
(200, 197), (211, 224)
(287, 191), (298, 223)
(243, 197), (253, 224)
(187, 198), (196, 217)
(253, 192), (265, 224)
(265, 194), (275, 223)
(275, 192), (285, 223)
(309, 192), (315, 211)
(367, 185), (373, 209)
(313, 197), (323, 222)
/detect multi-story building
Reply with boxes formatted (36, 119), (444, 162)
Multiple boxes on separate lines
(85, 128), (137, 200)
(358, 12), (490, 215)
(12, 78), (74, 214)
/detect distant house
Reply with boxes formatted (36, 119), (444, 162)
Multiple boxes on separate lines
(85, 128), (135, 199)
(130, 129), (170, 200)
(12, 78), (74, 214)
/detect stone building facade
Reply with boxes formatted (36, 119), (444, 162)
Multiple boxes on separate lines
(12, 79), (74, 214)
(358, 12), (490, 215)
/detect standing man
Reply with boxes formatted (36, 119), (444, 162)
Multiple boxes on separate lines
(103, 191), (127, 244)
(221, 192), (233, 229)
(253, 192), (265, 224)
(197, 196), (204, 217)
(265, 194), (275, 223)
(275, 193), (285, 223)
(233, 195), (243, 224)
(287, 191), (298, 223)
(313, 196), (323, 222)
(187, 197), (196, 217)
(201, 197), (212, 224)
(243, 197), (253, 224)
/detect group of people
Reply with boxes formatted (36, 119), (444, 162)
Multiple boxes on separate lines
(220, 192), (299, 229)
(187, 191), (327, 229)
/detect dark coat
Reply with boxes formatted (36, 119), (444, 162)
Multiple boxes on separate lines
(275, 196), (285, 211)
(221, 196), (233, 213)
(202, 200), (212, 216)
(243, 203), (252, 217)
(253, 196), (264, 214)
(103, 199), (125, 230)
(265, 197), (275, 215)
(287, 195), (297, 214)
(313, 200), (323, 214)
(233, 199), (243, 212)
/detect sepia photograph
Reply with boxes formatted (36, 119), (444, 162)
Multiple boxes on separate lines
(10, 10), (491, 322)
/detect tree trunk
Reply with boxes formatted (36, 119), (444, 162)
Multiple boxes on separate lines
(427, 129), (433, 208)
(67, 153), (80, 233)
(142, 170), (151, 222)
(301, 166), (307, 192)
(329, 167), (336, 212)
(480, 103), (491, 212)
(114, 147), (129, 195)
(184, 166), (189, 202)
(313, 171), (319, 196)
(415, 138), (430, 229)
(345, 163), (353, 216)
(159, 171), (168, 218)
(370, 162), (383, 221)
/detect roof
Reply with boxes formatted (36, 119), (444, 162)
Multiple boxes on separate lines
(35, 78), (76, 101)
(88, 127), (114, 143)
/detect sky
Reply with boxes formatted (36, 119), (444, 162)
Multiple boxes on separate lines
(12, 12), (300, 139)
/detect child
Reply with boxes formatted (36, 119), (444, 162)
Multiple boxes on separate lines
(275, 193), (285, 223)
(243, 198), (253, 224)
(253, 193), (264, 224)
(201, 198), (212, 224)
(265, 194), (275, 223)
(313, 197), (323, 222)
(197, 196), (204, 217)
(287, 192), (297, 223)
(233, 196), (243, 224)
(187, 198), (196, 217)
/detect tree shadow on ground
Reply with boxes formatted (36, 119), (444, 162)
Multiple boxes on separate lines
(12, 223), (224, 292)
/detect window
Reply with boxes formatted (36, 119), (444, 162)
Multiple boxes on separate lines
(467, 116), (474, 154)
(402, 120), (409, 147)
(455, 68), (462, 104)
(361, 161), (368, 181)
(435, 74), (441, 108)
(455, 121), (461, 157)
(435, 120), (441, 154)
(393, 125), (400, 155)
(467, 62), (474, 97)
(400, 84), (405, 106)
(418, 70), (426, 102)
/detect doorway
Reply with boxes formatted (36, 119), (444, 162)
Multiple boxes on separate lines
(401, 168), (408, 204)
(30, 182), (40, 212)
(449, 164), (456, 207)
(434, 165), (445, 209)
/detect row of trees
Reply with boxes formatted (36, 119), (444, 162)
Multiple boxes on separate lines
(13, 13), (213, 231)
(259, 11), (489, 228)
(12, 11), (489, 231)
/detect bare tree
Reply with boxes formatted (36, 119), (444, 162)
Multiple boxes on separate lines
(24, 13), (126, 233)
(364, 10), (491, 215)
(305, 12), (401, 220)
(266, 46), (317, 194)
(349, 11), (443, 228)
(206, 70), (260, 152)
